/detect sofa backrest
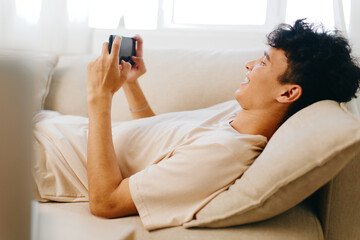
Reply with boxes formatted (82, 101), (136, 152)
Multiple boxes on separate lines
(44, 48), (262, 121)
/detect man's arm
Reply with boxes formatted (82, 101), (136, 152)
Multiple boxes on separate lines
(122, 35), (155, 120)
(86, 36), (137, 218)
(123, 81), (155, 119)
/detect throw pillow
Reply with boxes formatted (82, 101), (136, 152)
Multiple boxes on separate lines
(184, 100), (360, 228)
(0, 49), (58, 112)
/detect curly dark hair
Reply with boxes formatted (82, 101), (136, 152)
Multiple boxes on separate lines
(266, 19), (360, 117)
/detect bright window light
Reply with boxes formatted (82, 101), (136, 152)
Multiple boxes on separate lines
(124, 0), (159, 30)
(173, 0), (267, 25)
(88, 0), (158, 29)
(67, 0), (89, 23)
(15, 0), (42, 25)
(286, 0), (335, 29)
(343, 0), (351, 32)
(88, 0), (124, 29)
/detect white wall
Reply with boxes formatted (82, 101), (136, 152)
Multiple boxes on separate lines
(91, 28), (269, 54)
(349, 0), (360, 58)
(345, 0), (360, 116)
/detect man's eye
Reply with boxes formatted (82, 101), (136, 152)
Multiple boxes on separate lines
(260, 60), (265, 65)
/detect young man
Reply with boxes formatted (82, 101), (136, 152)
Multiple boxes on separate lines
(85, 19), (360, 228)
(33, 19), (360, 230)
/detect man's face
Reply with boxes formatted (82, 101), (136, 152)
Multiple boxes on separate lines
(235, 47), (288, 111)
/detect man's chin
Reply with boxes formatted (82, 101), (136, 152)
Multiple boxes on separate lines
(234, 93), (245, 109)
(234, 88), (242, 97)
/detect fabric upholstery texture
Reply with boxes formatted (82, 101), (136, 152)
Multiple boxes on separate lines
(317, 150), (360, 240)
(0, 49), (58, 112)
(0, 58), (33, 240)
(36, 201), (323, 240)
(184, 100), (360, 228)
(44, 48), (262, 121)
(44, 55), (95, 117)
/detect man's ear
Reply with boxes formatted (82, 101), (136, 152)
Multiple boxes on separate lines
(276, 84), (302, 104)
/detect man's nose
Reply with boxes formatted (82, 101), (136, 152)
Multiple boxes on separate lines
(245, 60), (255, 71)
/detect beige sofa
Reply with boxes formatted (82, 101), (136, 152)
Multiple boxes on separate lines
(2, 47), (360, 240)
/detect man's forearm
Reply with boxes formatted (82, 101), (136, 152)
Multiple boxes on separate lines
(123, 80), (155, 119)
(85, 36), (137, 218)
(87, 96), (123, 204)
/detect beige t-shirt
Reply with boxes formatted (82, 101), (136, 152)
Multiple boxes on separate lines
(112, 100), (267, 230)
(32, 100), (267, 230)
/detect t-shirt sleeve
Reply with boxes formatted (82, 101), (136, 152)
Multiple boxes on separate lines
(129, 136), (264, 230)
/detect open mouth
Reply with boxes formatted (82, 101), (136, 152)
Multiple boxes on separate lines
(245, 76), (250, 83)
(240, 76), (250, 85)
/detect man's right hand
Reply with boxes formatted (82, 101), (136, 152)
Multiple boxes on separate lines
(121, 34), (154, 120)
(125, 35), (147, 84)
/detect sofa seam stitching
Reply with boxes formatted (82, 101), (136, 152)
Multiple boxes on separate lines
(324, 180), (333, 240)
(41, 56), (59, 110)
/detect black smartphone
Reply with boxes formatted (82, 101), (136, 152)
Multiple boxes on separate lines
(108, 35), (136, 65)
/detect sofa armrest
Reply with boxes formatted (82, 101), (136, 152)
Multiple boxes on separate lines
(0, 58), (33, 239)
(317, 151), (360, 240)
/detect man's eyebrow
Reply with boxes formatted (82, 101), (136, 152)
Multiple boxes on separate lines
(264, 50), (271, 62)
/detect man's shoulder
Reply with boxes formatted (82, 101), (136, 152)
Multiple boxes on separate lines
(192, 129), (267, 154)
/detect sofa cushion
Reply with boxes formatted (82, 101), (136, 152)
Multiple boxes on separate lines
(44, 55), (95, 117)
(184, 100), (360, 228)
(0, 49), (58, 112)
(36, 201), (323, 240)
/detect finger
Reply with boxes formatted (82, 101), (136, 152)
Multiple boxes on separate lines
(102, 42), (109, 56)
(131, 56), (144, 67)
(110, 36), (121, 60)
(121, 60), (132, 75)
(87, 61), (93, 71)
(133, 35), (143, 58)
(131, 56), (143, 62)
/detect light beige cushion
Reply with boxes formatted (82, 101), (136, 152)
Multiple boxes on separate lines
(184, 100), (360, 228)
(0, 49), (58, 112)
(35, 201), (323, 240)
(44, 55), (95, 117)
(44, 48), (262, 120)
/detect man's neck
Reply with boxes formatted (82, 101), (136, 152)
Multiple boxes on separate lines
(230, 107), (286, 140)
